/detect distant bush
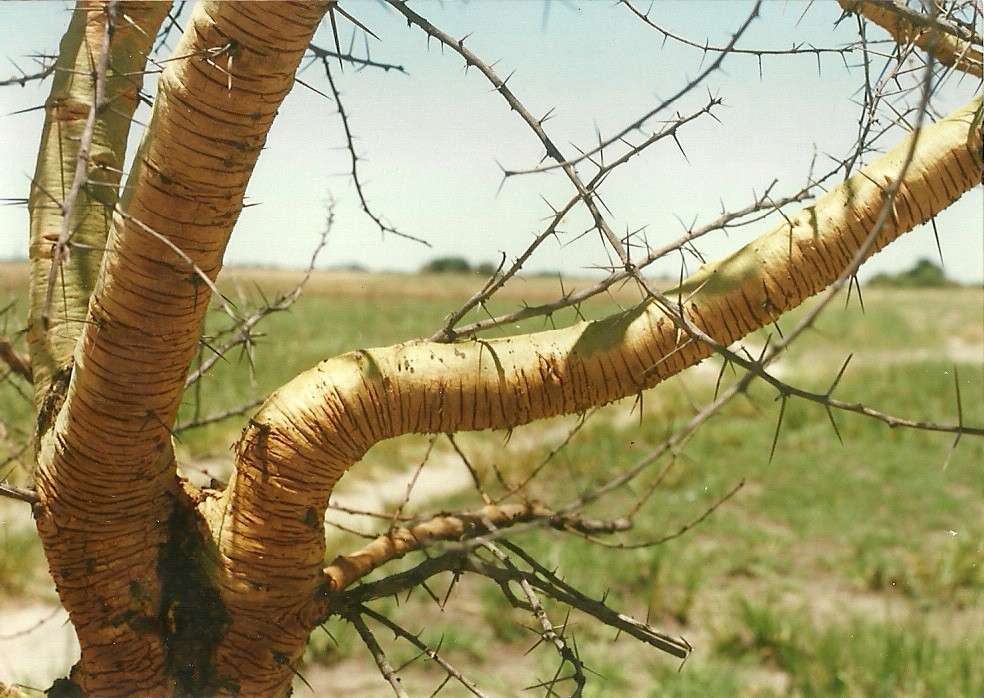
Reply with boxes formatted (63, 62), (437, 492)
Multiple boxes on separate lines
(421, 256), (472, 274)
(420, 258), (503, 275)
(867, 259), (956, 288)
(328, 262), (368, 272)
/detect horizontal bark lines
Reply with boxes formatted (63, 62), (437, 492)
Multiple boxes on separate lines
(27, 0), (170, 419)
(210, 97), (982, 692)
(838, 0), (983, 78)
(34, 1), (329, 693)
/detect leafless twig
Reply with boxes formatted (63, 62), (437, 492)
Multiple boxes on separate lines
(358, 605), (489, 698)
(348, 612), (411, 698)
(0, 58), (56, 88)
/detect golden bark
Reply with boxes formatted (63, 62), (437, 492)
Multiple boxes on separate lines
(32, 1), (329, 693)
(199, 96), (982, 693)
(20, 0), (981, 694)
(324, 503), (630, 592)
(27, 1), (170, 418)
(839, 0), (983, 78)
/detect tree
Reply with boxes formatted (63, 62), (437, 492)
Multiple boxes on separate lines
(867, 257), (957, 286)
(0, 0), (981, 695)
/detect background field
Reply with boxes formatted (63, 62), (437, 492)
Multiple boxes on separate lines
(1, 263), (982, 696)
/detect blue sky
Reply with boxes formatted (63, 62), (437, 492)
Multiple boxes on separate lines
(1, 1), (981, 282)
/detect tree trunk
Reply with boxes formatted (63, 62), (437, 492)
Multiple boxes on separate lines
(31, 2), (330, 694)
(23, 0), (982, 695)
(27, 0), (171, 427)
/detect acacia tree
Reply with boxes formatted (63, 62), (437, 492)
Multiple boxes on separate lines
(0, 0), (981, 695)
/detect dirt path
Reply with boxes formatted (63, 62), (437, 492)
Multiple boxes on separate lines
(0, 603), (77, 691)
(0, 412), (626, 690)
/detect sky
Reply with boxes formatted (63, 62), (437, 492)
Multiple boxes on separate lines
(0, 0), (981, 283)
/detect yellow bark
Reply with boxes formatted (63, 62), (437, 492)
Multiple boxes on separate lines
(324, 502), (630, 592)
(200, 96), (982, 693)
(27, 1), (170, 418)
(839, 0), (983, 78)
(24, 0), (981, 693)
(33, 1), (329, 693)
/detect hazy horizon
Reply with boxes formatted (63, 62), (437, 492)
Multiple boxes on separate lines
(2, 1), (981, 283)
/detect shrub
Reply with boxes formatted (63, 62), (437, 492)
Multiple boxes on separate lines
(421, 256), (472, 273)
(867, 258), (956, 288)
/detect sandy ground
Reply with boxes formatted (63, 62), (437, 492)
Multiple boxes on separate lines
(0, 603), (77, 692)
(0, 405), (630, 690)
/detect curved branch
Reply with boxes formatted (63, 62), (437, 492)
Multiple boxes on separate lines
(201, 94), (982, 690)
(622, 0), (858, 60)
(0, 337), (31, 382)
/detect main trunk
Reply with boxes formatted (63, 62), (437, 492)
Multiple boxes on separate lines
(31, 2), (330, 694)
(22, 1), (981, 695)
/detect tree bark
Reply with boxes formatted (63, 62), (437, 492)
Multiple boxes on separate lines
(838, 0), (983, 78)
(27, 0), (170, 428)
(32, 2), (329, 694)
(198, 96), (983, 694)
(24, 0), (982, 694)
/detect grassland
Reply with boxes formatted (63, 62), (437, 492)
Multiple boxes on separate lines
(1, 262), (982, 696)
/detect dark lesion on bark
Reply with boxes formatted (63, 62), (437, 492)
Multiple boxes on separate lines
(46, 676), (85, 698)
(158, 489), (231, 696)
(35, 357), (73, 443)
(37, 483), (233, 696)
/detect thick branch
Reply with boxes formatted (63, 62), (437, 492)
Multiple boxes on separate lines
(202, 94), (982, 690)
(32, 1), (329, 693)
(323, 502), (631, 592)
(26, 0), (171, 416)
(839, 0), (983, 77)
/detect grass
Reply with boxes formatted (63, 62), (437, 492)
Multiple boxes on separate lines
(0, 525), (45, 598)
(1, 265), (982, 695)
(712, 600), (984, 697)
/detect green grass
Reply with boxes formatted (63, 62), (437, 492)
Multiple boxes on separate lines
(0, 526), (45, 598)
(1, 268), (982, 694)
(712, 600), (984, 697)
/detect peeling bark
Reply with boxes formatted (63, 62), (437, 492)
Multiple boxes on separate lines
(839, 0), (983, 78)
(22, 0), (982, 693)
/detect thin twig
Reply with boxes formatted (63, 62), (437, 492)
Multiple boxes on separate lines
(348, 612), (411, 698)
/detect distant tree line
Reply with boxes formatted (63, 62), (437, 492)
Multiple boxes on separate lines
(420, 256), (500, 275)
(867, 258), (959, 288)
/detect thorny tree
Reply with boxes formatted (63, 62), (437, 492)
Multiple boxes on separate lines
(0, 0), (981, 695)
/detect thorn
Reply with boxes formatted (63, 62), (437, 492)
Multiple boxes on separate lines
(930, 217), (944, 266)
(827, 353), (853, 396)
(328, 7), (344, 70)
(713, 357), (729, 400)
(768, 393), (787, 464)
(825, 404), (843, 446)
(671, 133), (689, 163)
(333, 4), (381, 41)
(943, 366), (963, 470)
